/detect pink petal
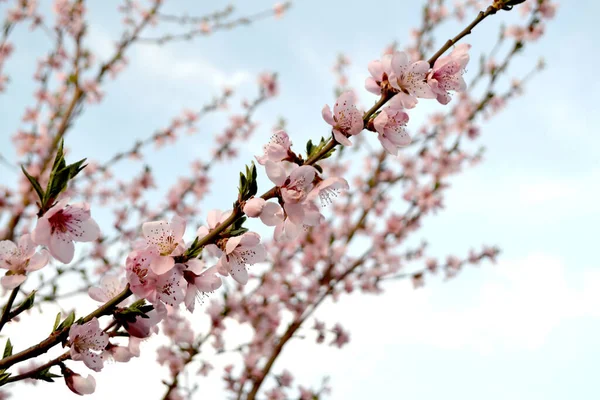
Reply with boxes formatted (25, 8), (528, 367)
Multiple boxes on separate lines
(265, 160), (287, 187)
(184, 285), (196, 313)
(373, 110), (389, 134)
(365, 78), (382, 95)
(71, 218), (100, 242)
(1, 274), (27, 289)
(49, 232), (75, 264)
(228, 261), (248, 285)
(333, 130), (352, 146)
(195, 266), (222, 291)
(32, 218), (51, 246)
(88, 287), (108, 302)
(18, 234), (36, 258)
(27, 249), (49, 271)
(367, 60), (383, 80)
(260, 202), (284, 226)
(196, 226), (209, 240)
(225, 236), (243, 254)
(333, 91), (357, 117)
(142, 220), (169, 243)
(390, 51), (409, 73)
(284, 202), (305, 224)
(378, 134), (399, 156)
(410, 60), (431, 74)
(0, 240), (16, 261)
(321, 105), (335, 126)
(150, 256), (175, 275)
(170, 214), (186, 241)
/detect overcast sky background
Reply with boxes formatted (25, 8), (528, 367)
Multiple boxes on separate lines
(1, 0), (599, 399)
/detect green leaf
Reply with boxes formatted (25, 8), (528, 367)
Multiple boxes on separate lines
(19, 290), (36, 312)
(0, 372), (11, 387)
(35, 367), (60, 383)
(52, 312), (61, 332)
(2, 339), (12, 359)
(56, 311), (75, 332)
(51, 139), (66, 174)
(20, 166), (45, 203)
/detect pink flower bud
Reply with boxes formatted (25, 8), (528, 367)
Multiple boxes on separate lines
(62, 367), (96, 396)
(243, 197), (266, 217)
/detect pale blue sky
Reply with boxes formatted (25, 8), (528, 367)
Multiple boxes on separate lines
(1, 1), (599, 399)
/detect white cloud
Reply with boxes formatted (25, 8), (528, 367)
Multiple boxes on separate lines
(133, 45), (251, 89)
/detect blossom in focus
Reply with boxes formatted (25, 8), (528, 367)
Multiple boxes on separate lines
(373, 104), (411, 155)
(181, 260), (222, 313)
(322, 91), (363, 146)
(427, 43), (470, 104)
(68, 318), (109, 372)
(255, 130), (291, 165)
(387, 51), (435, 107)
(126, 246), (159, 299)
(0, 234), (49, 289)
(216, 232), (266, 285)
(141, 214), (186, 275)
(32, 199), (100, 264)
(365, 54), (392, 95)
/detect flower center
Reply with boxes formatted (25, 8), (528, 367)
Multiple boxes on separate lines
(48, 209), (71, 234)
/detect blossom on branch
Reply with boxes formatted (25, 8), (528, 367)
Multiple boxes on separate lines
(373, 101), (411, 155)
(216, 232), (266, 285)
(427, 43), (470, 104)
(0, 234), (49, 289)
(322, 91), (363, 146)
(32, 199), (100, 264)
(68, 318), (109, 372)
(141, 214), (186, 275)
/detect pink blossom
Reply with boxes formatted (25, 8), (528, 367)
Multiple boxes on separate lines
(373, 106), (411, 155)
(32, 199), (100, 264)
(258, 201), (299, 241)
(427, 43), (470, 104)
(0, 234), (49, 289)
(388, 51), (435, 107)
(63, 369), (96, 396)
(265, 162), (319, 234)
(365, 54), (392, 95)
(322, 91), (363, 146)
(255, 130), (291, 165)
(126, 247), (159, 299)
(181, 260), (222, 313)
(142, 214), (186, 275)
(217, 232), (266, 285)
(150, 268), (185, 307)
(68, 318), (109, 372)
(258, 72), (278, 97)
